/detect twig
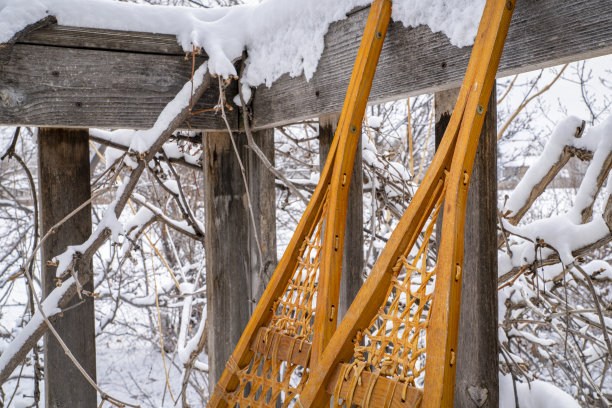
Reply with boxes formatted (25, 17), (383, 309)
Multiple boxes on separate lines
(406, 99), (414, 175)
(572, 264), (612, 365)
(498, 64), (568, 140)
(237, 58), (308, 205)
(0, 63), (212, 385)
(0, 127), (42, 404)
(0, 126), (20, 160)
(415, 108), (434, 182)
(497, 74), (518, 105)
(217, 76), (264, 283)
(151, 248), (176, 403)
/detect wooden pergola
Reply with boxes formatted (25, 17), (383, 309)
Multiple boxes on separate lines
(1, 0), (610, 406)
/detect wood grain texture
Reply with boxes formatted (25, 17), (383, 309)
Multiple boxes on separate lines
(311, 0), (391, 367)
(0, 44), (237, 130)
(20, 25), (187, 55)
(39, 128), (96, 408)
(436, 89), (499, 407)
(247, 129), (277, 307)
(319, 115), (364, 320)
(453, 86), (498, 408)
(204, 132), (251, 388)
(252, 0), (612, 129)
(422, 1), (513, 405)
(0, 0), (609, 130)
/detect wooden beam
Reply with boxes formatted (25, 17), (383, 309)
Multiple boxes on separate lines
(319, 114), (364, 319)
(204, 132), (251, 387)
(1, 0), (610, 130)
(247, 129), (277, 306)
(435, 86), (499, 407)
(0, 32), (237, 130)
(38, 128), (96, 408)
(252, 0), (612, 129)
(18, 25), (187, 55)
(455, 85), (499, 408)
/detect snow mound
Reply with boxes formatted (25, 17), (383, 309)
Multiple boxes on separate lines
(500, 374), (581, 408)
(0, 0), (485, 90)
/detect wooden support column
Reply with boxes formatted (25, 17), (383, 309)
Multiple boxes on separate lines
(435, 86), (499, 407)
(319, 114), (364, 319)
(38, 128), (96, 408)
(204, 132), (251, 387)
(247, 128), (277, 307)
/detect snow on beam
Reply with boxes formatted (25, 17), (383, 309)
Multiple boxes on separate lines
(0, 0), (610, 130)
(252, 0), (612, 129)
(0, 26), (238, 131)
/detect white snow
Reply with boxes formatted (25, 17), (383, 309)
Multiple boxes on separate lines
(504, 116), (612, 220)
(131, 192), (204, 235)
(508, 328), (556, 347)
(368, 115), (384, 128)
(499, 374), (581, 408)
(86, 62), (208, 154)
(569, 116), (612, 222)
(104, 146), (125, 170)
(122, 207), (156, 243)
(0, 277), (75, 374)
(391, 0), (485, 48)
(503, 116), (585, 217)
(580, 259), (612, 280)
(501, 115), (612, 267)
(0, 0), (485, 93)
(503, 213), (609, 265)
(55, 209), (124, 278)
(91, 131), (201, 168)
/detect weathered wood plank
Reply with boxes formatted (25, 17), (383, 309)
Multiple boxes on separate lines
(436, 86), (499, 406)
(1, 0), (610, 130)
(453, 86), (499, 408)
(204, 131), (251, 388)
(0, 44), (237, 130)
(39, 128), (96, 408)
(20, 25), (186, 55)
(247, 129), (277, 306)
(252, 0), (612, 129)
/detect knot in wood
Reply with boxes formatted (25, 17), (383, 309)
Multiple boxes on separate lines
(0, 87), (25, 108)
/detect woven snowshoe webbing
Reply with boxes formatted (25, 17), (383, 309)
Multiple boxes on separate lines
(298, 1), (516, 407)
(207, 1), (392, 407)
(211, 195), (329, 408)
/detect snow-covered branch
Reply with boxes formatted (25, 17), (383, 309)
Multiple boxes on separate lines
(0, 62), (211, 385)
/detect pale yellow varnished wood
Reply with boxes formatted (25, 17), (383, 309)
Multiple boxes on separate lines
(299, 1), (515, 407)
(422, 1), (515, 406)
(311, 0), (393, 366)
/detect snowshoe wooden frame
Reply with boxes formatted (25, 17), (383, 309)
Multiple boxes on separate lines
(209, 0), (514, 406)
(208, 1), (392, 407)
(298, 0), (515, 407)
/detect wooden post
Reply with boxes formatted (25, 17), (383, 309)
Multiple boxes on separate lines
(204, 132), (251, 387)
(247, 129), (277, 307)
(435, 86), (499, 407)
(38, 128), (97, 408)
(319, 114), (364, 319)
